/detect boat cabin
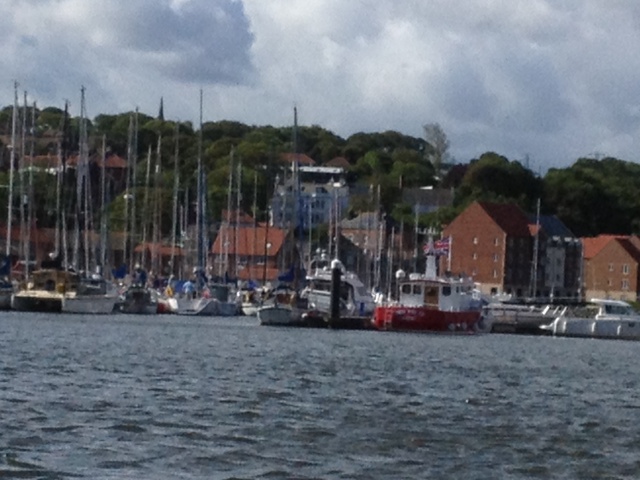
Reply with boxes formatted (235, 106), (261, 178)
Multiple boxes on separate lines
(397, 273), (479, 312)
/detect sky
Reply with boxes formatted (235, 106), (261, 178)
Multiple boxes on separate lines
(2, 0), (640, 171)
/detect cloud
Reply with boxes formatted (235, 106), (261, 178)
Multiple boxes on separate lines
(3, 0), (640, 169)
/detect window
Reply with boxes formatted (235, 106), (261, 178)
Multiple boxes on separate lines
(472, 252), (478, 260)
(473, 237), (478, 245)
(494, 237), (499, 246)
(493, 253), (499, 262)
(622, 279), (629, 290)
(609, 263), (614, 272)
(623, 264), (630, 275)
(493, 269), (498, 279)
(607, 279), (613, 287)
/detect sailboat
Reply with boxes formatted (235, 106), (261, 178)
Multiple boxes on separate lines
(60, 87), (119, 314)
(171, 90), (218, 316)
(257, 107), (308, 326)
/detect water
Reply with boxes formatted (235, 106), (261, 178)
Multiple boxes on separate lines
(1, 312), (639, 479)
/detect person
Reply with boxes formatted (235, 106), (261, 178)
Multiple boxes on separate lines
(183, 279), (195, 299)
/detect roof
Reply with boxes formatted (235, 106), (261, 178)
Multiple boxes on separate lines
(325, 156), (351, 169)
(528, 214), (575, 238)
(341, 211), (380, 230)
(582, 235), (625, 259)
(477, 201), (532, 237)
(281, 152), (316, 166)
(211, 224), (287, 256)
(235, 265), (282, 282)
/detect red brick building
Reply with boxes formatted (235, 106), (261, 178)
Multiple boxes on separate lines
(582, 235), (640, 302)
(442, 201), (581, 299)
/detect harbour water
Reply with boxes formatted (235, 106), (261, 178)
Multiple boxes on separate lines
(1, 312), (639, 479)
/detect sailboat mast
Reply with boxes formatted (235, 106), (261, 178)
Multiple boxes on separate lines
(129, 109), (139, 270)
(196, 89), (204, 273)
(223, 147), (234, 278)
(141, 145), (152, 268)
(100, 134), (107, 269)
(235, 157), (242, 279)
(152, 134), (162, 275)
(25, 101), (36, 280)
(80, 86), (91, 274)
(19, 91), (27, 273)
(122, 114), (133, 269)
(5, 81), (17, 260)
(170, 122), (180, 276)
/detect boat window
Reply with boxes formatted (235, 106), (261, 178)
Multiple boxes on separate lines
(401, 284), (412, 294)
(442, 285), (451, 297)
(412, 284), (422, 295)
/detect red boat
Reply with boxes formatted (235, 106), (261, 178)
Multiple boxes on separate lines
(372, 240), (486, 333)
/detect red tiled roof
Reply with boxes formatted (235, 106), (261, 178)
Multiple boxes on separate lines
(281, 152), (316, 166)
(617, 237), (640, 263)
(96, 153), (127, 169)
(211, 225), (286, 256)
(325, 156), (350, 168)
(477, 202), (531, 237)
(582, 235), (625, 259)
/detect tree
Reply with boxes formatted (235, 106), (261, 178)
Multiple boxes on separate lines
(423, 123), (449, 175)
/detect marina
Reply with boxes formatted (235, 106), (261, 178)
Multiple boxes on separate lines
(1, 311), (640, 479)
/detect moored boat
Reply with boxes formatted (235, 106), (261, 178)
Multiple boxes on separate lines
(540, 298), (640, 340)
(372, 239), (485, 333)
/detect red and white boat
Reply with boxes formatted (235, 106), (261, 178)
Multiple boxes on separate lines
(372, 240), (487, 333)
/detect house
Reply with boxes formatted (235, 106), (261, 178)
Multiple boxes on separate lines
(270, 161), (349, 231)
(210, 218), (299, 285)
(442, 201), (580, 299)
(582, 235), (640, 302)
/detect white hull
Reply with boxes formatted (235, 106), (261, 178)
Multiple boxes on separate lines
(173, 297), (219, 316)
(542, 318), (640, 340)
(541, 298), (640, 340)
(258, 305), (304, 326)
(62, 293), (119, 314)
(241, 302), (260, 317)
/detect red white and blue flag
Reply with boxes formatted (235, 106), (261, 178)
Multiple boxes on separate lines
(424, 236), (450, 256)
(434, 236), (450, 255)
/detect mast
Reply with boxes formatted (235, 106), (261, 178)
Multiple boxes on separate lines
(100, 134), (108, 269)
(170, 122), (180, 277)
(152, 134), (162, 275)
(60, 101), (70, 268)
(129, 109), (139, 270)
(222, 147), (234, 278)
(196, 89), (204, 274)
(25, 101), (36, 280)
(6, 82), (18, 261)
(529, 197), (541, 299)
(19, 91), (27, 273)
(122, 114), (133, 268)
(235, 155), (242, 279)
(79, 86), (91, 273)
(141, 145), (152, 268)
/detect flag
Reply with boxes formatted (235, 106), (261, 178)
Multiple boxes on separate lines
(434, 236), (450, 256)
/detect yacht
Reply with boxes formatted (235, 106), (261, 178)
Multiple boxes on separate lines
(540, 298), (640, 340)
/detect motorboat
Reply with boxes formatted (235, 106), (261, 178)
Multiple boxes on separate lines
(257, 285), (307, 326)
(301, 256), (375, 317)
(540, 298), (640, 340)
(372, 238), (486, 333)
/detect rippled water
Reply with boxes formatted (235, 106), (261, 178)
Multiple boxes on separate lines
(1, 311), (639, 479)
